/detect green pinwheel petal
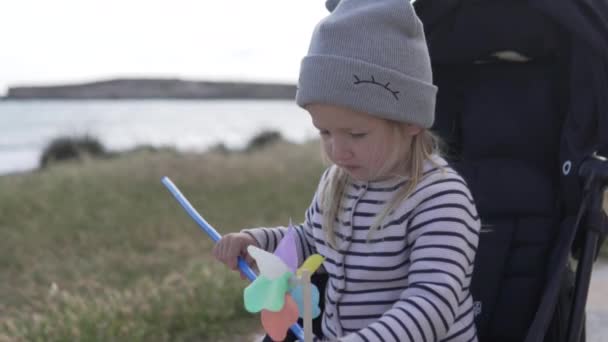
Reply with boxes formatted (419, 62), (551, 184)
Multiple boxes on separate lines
(244, 272), (292, 313)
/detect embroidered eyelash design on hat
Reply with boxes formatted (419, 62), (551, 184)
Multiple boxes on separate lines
(353, 74), (400, 100)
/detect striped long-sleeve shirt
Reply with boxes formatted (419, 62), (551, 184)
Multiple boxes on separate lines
(244, 155), (480, 342)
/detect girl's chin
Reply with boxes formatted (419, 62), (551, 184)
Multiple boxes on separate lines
(341, 167), (371, 181)
(342, 167), (397, 182)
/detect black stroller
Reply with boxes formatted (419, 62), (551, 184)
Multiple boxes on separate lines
(274, 1), (608, 341)
(413, 1), (608, 341)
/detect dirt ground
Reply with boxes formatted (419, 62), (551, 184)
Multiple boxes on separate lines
(586, 262), (608, 342)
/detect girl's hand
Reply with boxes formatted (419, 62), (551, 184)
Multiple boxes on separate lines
(213, 232), (258, 279)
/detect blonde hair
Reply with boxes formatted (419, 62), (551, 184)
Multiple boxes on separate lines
(320, 125), (442, 248)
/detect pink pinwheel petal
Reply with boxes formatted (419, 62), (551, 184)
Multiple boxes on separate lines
(261, 294), (299, 341)
(274, 226), (298, 273)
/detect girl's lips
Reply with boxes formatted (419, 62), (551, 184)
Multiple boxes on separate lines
(340, 165), (360, 171)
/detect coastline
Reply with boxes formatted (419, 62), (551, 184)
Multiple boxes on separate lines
(3, 78), (297, 100)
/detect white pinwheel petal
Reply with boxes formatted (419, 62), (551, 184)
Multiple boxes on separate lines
(247, 245), (291, 280)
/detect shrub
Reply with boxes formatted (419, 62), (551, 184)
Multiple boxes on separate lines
(245, 130), (283, 152)
(39, 135), (106, 168)
(207, 143), (231, 154)
(124, 145), (177, 154)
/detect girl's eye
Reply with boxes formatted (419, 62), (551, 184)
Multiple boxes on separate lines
(319, 130), (330, 136)
(350, 132), (367, 138)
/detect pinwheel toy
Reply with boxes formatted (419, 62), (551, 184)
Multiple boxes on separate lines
(161, 177), (323, 342)
(244, 226), (324, 341)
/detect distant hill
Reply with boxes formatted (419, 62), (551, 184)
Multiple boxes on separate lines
(3, 78), (297, 100)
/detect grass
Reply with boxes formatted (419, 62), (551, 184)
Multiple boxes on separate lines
(0, 139), (606, 341)
(0, 141), (325, 342)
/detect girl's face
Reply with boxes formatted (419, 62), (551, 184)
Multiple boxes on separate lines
(307, 104), (421, 182)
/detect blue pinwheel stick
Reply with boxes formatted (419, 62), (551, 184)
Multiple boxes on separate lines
(161, 176), (306, 341)
(161, 176), (256, 280)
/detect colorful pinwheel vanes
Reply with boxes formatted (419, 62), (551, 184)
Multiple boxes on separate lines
(243, 226), (324, 341)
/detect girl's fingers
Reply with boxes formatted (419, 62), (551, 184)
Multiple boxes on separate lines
(244, 253), (255, 267)
(214, 238), (234, 268)
(226, 249), (238, 270)
(213, 234), (256, 274)
(212, 241), (223, 261)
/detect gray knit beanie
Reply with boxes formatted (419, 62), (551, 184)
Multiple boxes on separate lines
(296, 0), (437, 128)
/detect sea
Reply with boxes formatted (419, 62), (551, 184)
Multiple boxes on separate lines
(0, 99), (318, 175)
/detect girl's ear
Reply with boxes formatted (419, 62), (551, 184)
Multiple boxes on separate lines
(403, 124), (423, 136)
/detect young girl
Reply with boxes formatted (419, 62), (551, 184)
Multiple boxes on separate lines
(214, 0), (480, 341)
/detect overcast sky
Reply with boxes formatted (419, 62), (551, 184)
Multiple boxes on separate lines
(0, 1), (328, 95)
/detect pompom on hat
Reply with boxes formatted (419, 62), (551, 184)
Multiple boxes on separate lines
(296, 0), (437, 128)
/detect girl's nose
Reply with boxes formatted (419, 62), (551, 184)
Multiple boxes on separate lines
(330, 138), (353, 161)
